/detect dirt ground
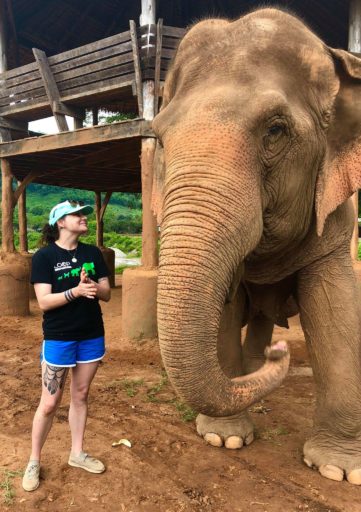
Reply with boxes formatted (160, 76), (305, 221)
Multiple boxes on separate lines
(0, 276), (360, 512)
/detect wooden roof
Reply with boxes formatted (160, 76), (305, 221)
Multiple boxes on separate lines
(1, 119), (153, 192)
(7, 0), (349, 70)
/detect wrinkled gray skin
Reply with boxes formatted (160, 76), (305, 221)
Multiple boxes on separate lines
(152, 8), (361, 484)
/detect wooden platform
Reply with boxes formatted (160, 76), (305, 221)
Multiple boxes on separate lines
(0, 119), (154, 192)
(0, 24), (184, 128)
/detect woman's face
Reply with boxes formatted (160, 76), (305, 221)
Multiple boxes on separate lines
(57, 212), (88, 235)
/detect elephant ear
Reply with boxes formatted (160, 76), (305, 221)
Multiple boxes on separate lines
(316, 48), (361, 235)
(151, 139), (166, 224)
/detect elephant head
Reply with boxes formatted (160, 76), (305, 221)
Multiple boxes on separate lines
(152, 8), (361, 416)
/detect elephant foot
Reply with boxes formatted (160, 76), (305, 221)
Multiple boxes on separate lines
(196, 411), (254, 449)
(303, 433), (361, 485)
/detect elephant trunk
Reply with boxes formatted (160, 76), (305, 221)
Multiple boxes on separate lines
(157, 129), (290, 416)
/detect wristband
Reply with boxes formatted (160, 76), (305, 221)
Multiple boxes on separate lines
(64, 288), (76, 302)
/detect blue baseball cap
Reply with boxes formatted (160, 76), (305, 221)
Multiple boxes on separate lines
(49, 200), (93, 226)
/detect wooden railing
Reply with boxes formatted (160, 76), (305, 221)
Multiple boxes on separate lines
(0, 23), (185, 130)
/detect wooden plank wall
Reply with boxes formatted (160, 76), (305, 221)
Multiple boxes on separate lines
(0, 25), (185, 122)
(140, 24), (185, 81)
(0, 30), (136, 120)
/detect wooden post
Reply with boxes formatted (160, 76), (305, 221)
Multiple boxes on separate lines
(1, 159), (15, 252)
(0, 0), (15, 252)
(0, 0), (7, 74)
(95, 192), (104, 247)
(92, 108), (99, 126)
(18, 181), (28, 253)
(349, 0), (361, 260)
(140, 0), (158, 268)
(74, 118), (83, 129)
(95, 191), (112, 247)
(140, 0), (156, 26)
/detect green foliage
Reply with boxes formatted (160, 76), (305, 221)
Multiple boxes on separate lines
(120, 379), (144, 397)
(0, 469), (23, 505)
(101, 112), (137, 123)
(0, 182), (143, 252)
(170, 400), (197, 422)
(115, 264), (131, 274)
(146, 371), (169, 403)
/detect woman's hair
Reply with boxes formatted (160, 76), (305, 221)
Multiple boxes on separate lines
(39, 223), (59, 246)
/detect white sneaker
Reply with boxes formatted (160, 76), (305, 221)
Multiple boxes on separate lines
(22, 460), (40, 491)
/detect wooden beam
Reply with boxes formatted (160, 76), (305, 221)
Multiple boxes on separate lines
(130, 20), (143, 116)
(349, 0), (361, 260)
(52, 101), (84, 120)
(99, 191), (112, 222)
(154, 19), (163, 115)
(13, 169), (38, 204)
(0, 116), (28, 132)
(32, 48), (69, 132)
(0, 119), (154, 157)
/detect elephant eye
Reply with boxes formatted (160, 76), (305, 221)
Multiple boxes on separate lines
(268, 124), (284, 137)
(263, 120), (289, 155)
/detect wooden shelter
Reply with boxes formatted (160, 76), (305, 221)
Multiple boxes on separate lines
(0, 0), (357, 329)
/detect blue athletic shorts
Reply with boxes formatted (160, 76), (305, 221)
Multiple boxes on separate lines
(40, 336), (105, 367)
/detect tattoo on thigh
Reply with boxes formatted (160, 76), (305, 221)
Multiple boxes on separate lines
(43, 365), (68, 395)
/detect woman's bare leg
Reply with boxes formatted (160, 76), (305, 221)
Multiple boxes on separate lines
(68, 361), (99, 454)
(30, 363), (69, 461)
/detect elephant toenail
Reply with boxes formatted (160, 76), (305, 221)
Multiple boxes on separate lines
(319, 464), (344, 481)
(346, 469), (361, 485)
(244, 432), (254, 445)
(204, 433), (223, 447)
(225, 436), (243, 449)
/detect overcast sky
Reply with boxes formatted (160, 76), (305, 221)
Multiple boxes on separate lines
(29, 116), (74, 134)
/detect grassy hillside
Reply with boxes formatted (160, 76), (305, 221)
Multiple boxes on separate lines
(10, 184), (143, 255)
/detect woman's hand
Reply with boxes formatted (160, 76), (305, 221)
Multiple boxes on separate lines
(73, 270), (97, 299)
(80, 267), (90, 283)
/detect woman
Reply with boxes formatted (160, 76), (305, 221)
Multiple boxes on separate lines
(22, 200), (111, 492)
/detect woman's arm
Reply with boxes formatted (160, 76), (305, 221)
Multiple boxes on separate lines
(34, 280), (98, 312)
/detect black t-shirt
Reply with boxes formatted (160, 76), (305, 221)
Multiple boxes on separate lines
(31, 242), (109, 341)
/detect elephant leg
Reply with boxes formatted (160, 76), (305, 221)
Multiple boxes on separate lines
(298, 250), (361, 485)
(196, 287), (254, 449)
(242, 313), (274, 374)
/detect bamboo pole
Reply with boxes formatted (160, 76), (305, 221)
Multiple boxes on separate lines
(349, 0), (361, 260)
(18, 181), (28, 252)
(140, 0), (158, 268)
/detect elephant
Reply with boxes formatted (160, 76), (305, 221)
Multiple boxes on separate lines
(151, 7), (361, 485)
